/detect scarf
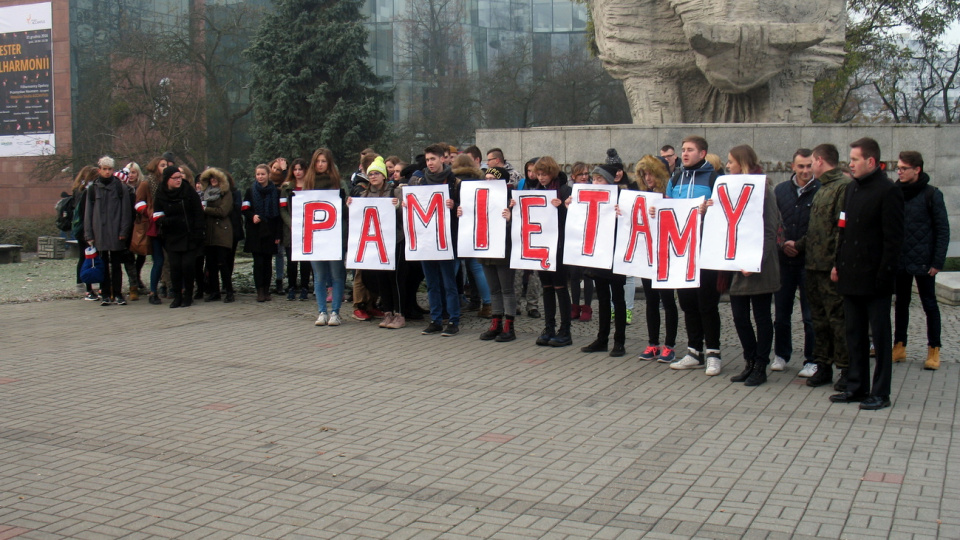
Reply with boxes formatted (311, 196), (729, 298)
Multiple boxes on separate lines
(252, 181), (279, 219)
(203, 185), (222, 203)
(422, 165), (455, 185)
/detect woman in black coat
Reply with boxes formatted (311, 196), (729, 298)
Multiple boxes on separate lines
(243, 164), (283, 302)
(153, 166), (206, 308)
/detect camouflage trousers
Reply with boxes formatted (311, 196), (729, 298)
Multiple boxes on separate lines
(807, 270), (849, 368)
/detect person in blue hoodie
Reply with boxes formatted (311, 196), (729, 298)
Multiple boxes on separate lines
(664, 135), (723, 376)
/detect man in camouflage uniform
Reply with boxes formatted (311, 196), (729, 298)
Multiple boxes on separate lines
(784, 143), (851, 390)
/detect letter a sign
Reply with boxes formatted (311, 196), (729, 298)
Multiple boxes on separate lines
(403, 184), (453, 261)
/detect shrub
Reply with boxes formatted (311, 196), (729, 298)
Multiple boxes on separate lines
(0, 217), (61, 252)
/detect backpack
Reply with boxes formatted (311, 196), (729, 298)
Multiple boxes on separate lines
(55, 195), (75, 232)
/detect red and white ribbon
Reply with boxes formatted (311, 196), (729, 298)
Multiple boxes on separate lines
(135, 201), (147, 213)
(241, 200), (251, 211)
(838, 211), (846, 228)
(279, 197), (288, 208)
(152, 211), (165, 221)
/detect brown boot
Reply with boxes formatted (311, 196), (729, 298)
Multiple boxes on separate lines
(256, 287), (266, 302)
(892, 341), (906, 363)
(478, 303), (493, 318)
(924, 347), (940, 370)
(129, 285), (139, 301)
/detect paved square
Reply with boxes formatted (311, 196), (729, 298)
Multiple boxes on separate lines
(0, 294), (956, 538)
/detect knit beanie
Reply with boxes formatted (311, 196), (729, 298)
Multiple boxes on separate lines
(366, 155), (388, 178)
(605, 148), (623, 168)
(161, 152), (176, 164)
(591, 165), (619, 184)
(162, 165), (180, 183)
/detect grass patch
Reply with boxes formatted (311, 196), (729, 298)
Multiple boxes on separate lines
(944, 257), (960, 272)
(0, 217), (61, 252)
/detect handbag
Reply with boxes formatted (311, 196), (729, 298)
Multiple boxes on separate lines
(79, 247), (105, 284)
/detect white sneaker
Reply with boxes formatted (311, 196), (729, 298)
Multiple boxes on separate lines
(770, 356), (787, 372)
(705, 356), (722, 376)
(315, 312), (328, 326)
(798, 362), (818, 378)
(670, 350), (703, 370)
(327, 311), (341, 326)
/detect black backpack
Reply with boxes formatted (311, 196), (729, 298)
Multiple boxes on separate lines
(55, 194), (75, 232)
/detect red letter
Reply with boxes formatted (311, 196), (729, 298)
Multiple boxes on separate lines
(356, 207), (389, 264)
(656, 207), (699, 283)
(474, 188), (489, 250)
(623, 195), (653, 265)
(577, 189), (611, 256)
(406, 192), (447, 252)
(715, 183), (754, 260)
(302, 201), (337, 255)
(519, 195), (550, 270)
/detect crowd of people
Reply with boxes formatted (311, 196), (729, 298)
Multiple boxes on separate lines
(69, 135), (950, 410)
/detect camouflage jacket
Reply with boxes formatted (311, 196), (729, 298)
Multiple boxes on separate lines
(796, 168), (850, 272)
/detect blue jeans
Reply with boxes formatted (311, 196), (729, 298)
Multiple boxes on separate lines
(464, 258), (491, 304)
(311, 260), (345, 314)
(149, 236), (164, 294)
(422, 259), (461, 325)
(774, 263), (814, 363)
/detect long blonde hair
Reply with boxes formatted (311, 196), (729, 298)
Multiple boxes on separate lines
(71, 165), (97, 192)
(634, 155), (669, 194)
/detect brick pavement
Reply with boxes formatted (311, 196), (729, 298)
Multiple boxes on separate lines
(0, 293), (957, 539)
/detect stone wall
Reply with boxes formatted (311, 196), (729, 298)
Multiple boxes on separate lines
(0, 0), (73, 219)
(477, 123), (960, 256)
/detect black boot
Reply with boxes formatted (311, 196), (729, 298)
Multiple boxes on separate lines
(581, 339), (608, 353)
(496, 316), (516, 342)
(275, 279), (284, 295)
(480, 316), (502, 341)
(224, 291), (235, 303)
(536, 326), (555, 346)
(744, 364), (768, 386)
(182, 288), (194, 307)
(730, 360), (755, 383)
(549, 326), (573, 347)
(169, 293), (183, 308)
(807, 362), (833, 387)
(205, 292), (221, 302)
(610, 342), (626, 357)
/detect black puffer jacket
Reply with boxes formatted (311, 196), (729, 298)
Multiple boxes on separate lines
(154, 180), (206, 253)
(774, 175), (820, 267)
(897, 172), (950, 275)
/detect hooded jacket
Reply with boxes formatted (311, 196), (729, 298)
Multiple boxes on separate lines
(897, 172), (949, 275)
(665, 159), (718, 200)
(198, 168), (234, 249)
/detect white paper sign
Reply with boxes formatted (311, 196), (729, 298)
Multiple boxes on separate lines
(403, 184), (453, 261)
(700, 174), (766, 272)
(458, 180), (508, 259)
(652, 197), (703, 289)
(291, 190), (343, 261)
(613, 191), (662, 278)
(510, 190), (558, 272)
(563, 184), (618, 269)
(346, 198), (397, 270)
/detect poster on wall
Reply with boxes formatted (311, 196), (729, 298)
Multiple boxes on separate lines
(0, 2), (55, 157)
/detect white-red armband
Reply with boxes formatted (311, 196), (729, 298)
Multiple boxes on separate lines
(279, 197), (288, 208)
(241, 200), (251, 211)
(838, 211), (846, 228)
(152, 211), (165, 221)
(135, 201), (147, 213)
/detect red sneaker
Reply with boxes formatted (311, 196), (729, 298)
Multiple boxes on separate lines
(352, 309), (371, 321)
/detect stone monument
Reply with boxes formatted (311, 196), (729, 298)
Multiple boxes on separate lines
(589, 0), (846, 123)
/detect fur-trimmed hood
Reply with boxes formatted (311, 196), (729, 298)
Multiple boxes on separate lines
(199, 167), (230, 190)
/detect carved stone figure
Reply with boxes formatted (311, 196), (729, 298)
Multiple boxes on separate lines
(589, 0), (846, 123)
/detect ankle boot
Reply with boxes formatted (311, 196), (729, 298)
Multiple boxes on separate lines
(386, 314), (406, 329)
(610, 341), (626, 357)
(744, 364), (768, 386)
(224, 291), (235, 303)
(579, 305), (593, 322)
(275, 279), (284, 295)
(169, 293), (183, 308)
(893, 341), (906, 362)
(549, 326), (573, 347)
(496, 316), (516, 342)
(129, 285), (139, 301)
(925, 347), (940, 370)
(256, 287), (266, 302)
(536, 326), (555, 346)
(182, 288), (194, 307)
(571, 304), (582, 320)
(379, 312), (395, 328)
(730, 360), (755, 383)
(480, 316), (502, 340)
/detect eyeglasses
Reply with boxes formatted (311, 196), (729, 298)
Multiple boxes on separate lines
(575, 172), (590, 177)
(896, 166), (916, 172)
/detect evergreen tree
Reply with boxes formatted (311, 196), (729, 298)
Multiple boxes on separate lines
(245, 0), (388, 169)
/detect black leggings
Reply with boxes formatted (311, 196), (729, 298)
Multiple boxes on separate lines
(641, 278), (678, 348)
(569, 266), (594, 306)
(594, 273), (626, 345)
(285, 247), (312, 290)
(205, 245), (235, 294)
